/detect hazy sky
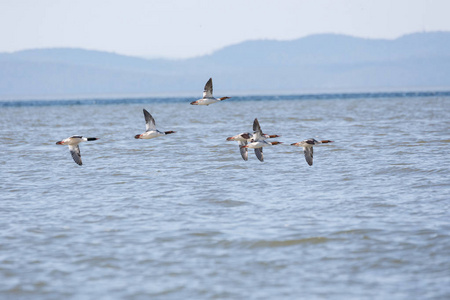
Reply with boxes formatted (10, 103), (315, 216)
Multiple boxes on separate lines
(1, 0), (449, 58)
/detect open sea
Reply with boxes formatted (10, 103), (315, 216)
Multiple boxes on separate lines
(0, 92), (449, 299)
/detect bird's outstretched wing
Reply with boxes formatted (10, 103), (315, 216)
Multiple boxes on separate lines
(203, 78), (213, 98)
(238, 140), (248, 161)
(253, 118), (262, 140)
(303, 147), (313, 166)
(143, 109), (156, 131)
(254, 148), (264, 162)
(69, 145), (82, 166)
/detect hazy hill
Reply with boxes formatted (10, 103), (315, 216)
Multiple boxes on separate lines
(1, 32), (450, 98)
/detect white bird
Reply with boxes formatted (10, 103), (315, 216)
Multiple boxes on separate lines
(135, 109), (176, 139)
(291, 139), (333, 166)
(56, 135), (99, 166)
(226, 132), (252, 161)
(190, 78), (231, 105)
(239, 118), (282, 162)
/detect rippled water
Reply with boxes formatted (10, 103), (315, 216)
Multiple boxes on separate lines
(1, 94), (449, 299)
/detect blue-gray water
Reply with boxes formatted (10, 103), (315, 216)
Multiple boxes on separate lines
(1, 93), (449, 299)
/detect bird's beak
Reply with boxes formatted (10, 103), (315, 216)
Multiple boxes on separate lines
(291, 142), (299, 146)
(56, 141), (63, 145)
(190, 101), (198, 105)
(135, 134), (141, 139)
(321, 140), (334, 143)
(226, 137), (234, 141)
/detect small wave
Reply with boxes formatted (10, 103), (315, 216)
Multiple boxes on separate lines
(249, 237), (331, 248)
(215, 164), (247, 170)
(208, 199), (248, 207)
(188, 230), (223, 238)
(370, 203), (397, 208)
(332, 229), (382, 236)
(300, 118), (324, 122)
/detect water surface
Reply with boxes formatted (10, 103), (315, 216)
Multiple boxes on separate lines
(0, 94), (449, 299)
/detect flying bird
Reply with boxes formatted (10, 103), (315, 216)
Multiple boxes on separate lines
(291, 139), (333, 166)
(56, 136), (99, 166)
(190, 78), (231, 105)
(227, 130), (280, 161)
(135, 109), (176, 139)
(239, 118), (282, 162)
(226, 132), (253, 161)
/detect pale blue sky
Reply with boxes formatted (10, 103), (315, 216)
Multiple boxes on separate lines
(1, 0), (449, 58)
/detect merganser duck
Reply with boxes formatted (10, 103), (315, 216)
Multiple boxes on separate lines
(239, 118), (282, 162)
(190, 78), (231, 105)
(226, 131), (280, 161)
(56, 136), (99, 166)
(226, 132), (252, 161)
(291, 139), (333, 166)
(135, 109), (176, 139)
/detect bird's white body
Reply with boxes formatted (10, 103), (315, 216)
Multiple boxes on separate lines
(193, 97), (220, 106)
(245, 140), (273, 149)
(58, 136), (89, 145)
(227, 132), (252, 143)
(138, 130), (166, 139)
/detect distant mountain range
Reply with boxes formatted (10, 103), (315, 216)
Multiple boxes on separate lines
(1, 32), (450, 98)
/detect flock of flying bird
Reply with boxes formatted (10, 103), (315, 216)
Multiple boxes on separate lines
(56, 78), (333, 166)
